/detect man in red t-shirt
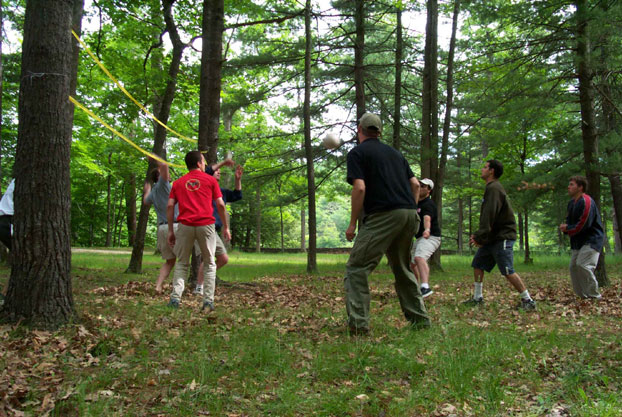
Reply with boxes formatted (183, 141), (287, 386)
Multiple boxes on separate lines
(167, 151), (231, 311)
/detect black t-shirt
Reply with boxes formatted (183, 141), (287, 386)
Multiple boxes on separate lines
(416, 196), (441, 238)
(346, 138), (416, 216)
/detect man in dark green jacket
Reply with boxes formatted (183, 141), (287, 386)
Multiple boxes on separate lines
(465, 160), (536, 310)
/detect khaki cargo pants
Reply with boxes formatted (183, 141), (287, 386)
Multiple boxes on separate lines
(344, 208), (430, 330)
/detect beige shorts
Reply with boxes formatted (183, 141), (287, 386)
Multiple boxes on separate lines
(215, 233), (227, 257)
(157, 223), (178, 260)
(411, 235), (441, 262)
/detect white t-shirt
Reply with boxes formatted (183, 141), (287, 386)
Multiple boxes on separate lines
(0, 179), (15, 216)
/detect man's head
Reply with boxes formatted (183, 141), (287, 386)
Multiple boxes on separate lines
(357, 113), (382, 140)
(481, 159), (503, 181)
(185, 151), (206, 171)
(568, 175), (588, 198)
(149, 167), (160, 183)
(419, 178), (434, 199)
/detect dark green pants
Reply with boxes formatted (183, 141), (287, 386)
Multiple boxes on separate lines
(344, 208), (430, 330)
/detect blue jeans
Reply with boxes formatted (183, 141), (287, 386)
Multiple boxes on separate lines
(471, 240), (515, 276)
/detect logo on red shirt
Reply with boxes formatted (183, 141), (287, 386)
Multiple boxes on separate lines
(185, 179), (201, 191)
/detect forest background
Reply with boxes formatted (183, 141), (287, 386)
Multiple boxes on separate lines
(0, 0), (621, 266)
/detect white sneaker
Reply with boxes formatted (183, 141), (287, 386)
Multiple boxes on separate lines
(193, 286), (204, 295)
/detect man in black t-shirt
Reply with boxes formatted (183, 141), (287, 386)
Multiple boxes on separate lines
(410, 178), (441, 297)
(344, 113), (430, 335)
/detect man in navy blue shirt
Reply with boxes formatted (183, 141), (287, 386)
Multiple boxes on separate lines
(559, 175), (604, 299)
(344, 113), (430, 334)
(194, 163), (243, 295)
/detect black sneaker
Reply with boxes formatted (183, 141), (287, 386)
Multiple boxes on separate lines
(167, 299), (180, 309)
(420, 287), (433, 298)
(518, 298), (536, 311)
(202, 301), (215, 312)
(462, 297), (484, 306)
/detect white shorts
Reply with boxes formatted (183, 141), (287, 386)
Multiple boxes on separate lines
(411, 235), (441, 262)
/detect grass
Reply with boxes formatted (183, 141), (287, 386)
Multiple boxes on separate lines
(1, 251), (621, 416)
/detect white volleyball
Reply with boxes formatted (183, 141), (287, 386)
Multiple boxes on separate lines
(322, 133), (341, 149)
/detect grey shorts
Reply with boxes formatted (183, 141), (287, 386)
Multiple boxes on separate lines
(471, 239), (515, 275)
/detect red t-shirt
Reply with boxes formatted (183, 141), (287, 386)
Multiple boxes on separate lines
(169, 170), (223, 226)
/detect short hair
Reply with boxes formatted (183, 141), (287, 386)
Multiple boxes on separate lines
(569, 175), (588, 192)
(149, 168), (160, 183)
(185, 151), (203, 170)
(361, 127), (380, 138)
(486, 159), (504, 179)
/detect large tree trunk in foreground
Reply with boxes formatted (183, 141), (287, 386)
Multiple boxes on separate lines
(3, 0), (77, 328)
(575, 0), (608, 286)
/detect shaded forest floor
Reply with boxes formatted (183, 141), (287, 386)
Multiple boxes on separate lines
(1, 252), (621, 416)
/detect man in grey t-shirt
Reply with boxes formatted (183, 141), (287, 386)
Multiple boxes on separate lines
(143, 160), (179, 292)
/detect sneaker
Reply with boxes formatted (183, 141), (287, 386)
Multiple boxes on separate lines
(420, 287), (434, 298)
(202, 301), (215, 312)
(193, 286), (204, 295)
(462, 297), (484, 306)
(518, 298), (536, 311)
(167, 299), (180, 309)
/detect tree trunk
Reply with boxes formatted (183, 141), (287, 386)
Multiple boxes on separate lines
(125, 173), (137, 246)
(524, 211), (532, 264)
(255, 187), (261, 253)
(113, 181), (124, 247)
(301, 204), (306, 252)
(304, 0), (317, 272)
(354, 0), (365, 119)
(126, 0), (187, 273)
(198, 0), (224, 162)
(575, 0), (608, 287)
(4, 0), (78, 328)
(280, 205), (284, 252)
(518, 212), (524, 252)
(392, 6), (403, 150)
(105, 153), (112, 247)
(421, 0), (439, 181)
(430, 0), (459, 270)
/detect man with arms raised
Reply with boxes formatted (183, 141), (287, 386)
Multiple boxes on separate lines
(167, 151), (230, 311)
(143, 160), (178, 293)
(410, 178), (441, 297)
(466, 160), (536, 310)
(559, 175), (603, 299)
(344, 113), (430, 334)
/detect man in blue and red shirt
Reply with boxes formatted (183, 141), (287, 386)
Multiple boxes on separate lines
(559, 175), (604, 299)
(167, 151), (230, 311)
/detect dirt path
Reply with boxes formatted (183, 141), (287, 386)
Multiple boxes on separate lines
(72, 248), (133, 255)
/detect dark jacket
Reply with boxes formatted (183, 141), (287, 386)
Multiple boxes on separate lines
(473, 180), (517, 245)
(564, 194), (604, 251)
